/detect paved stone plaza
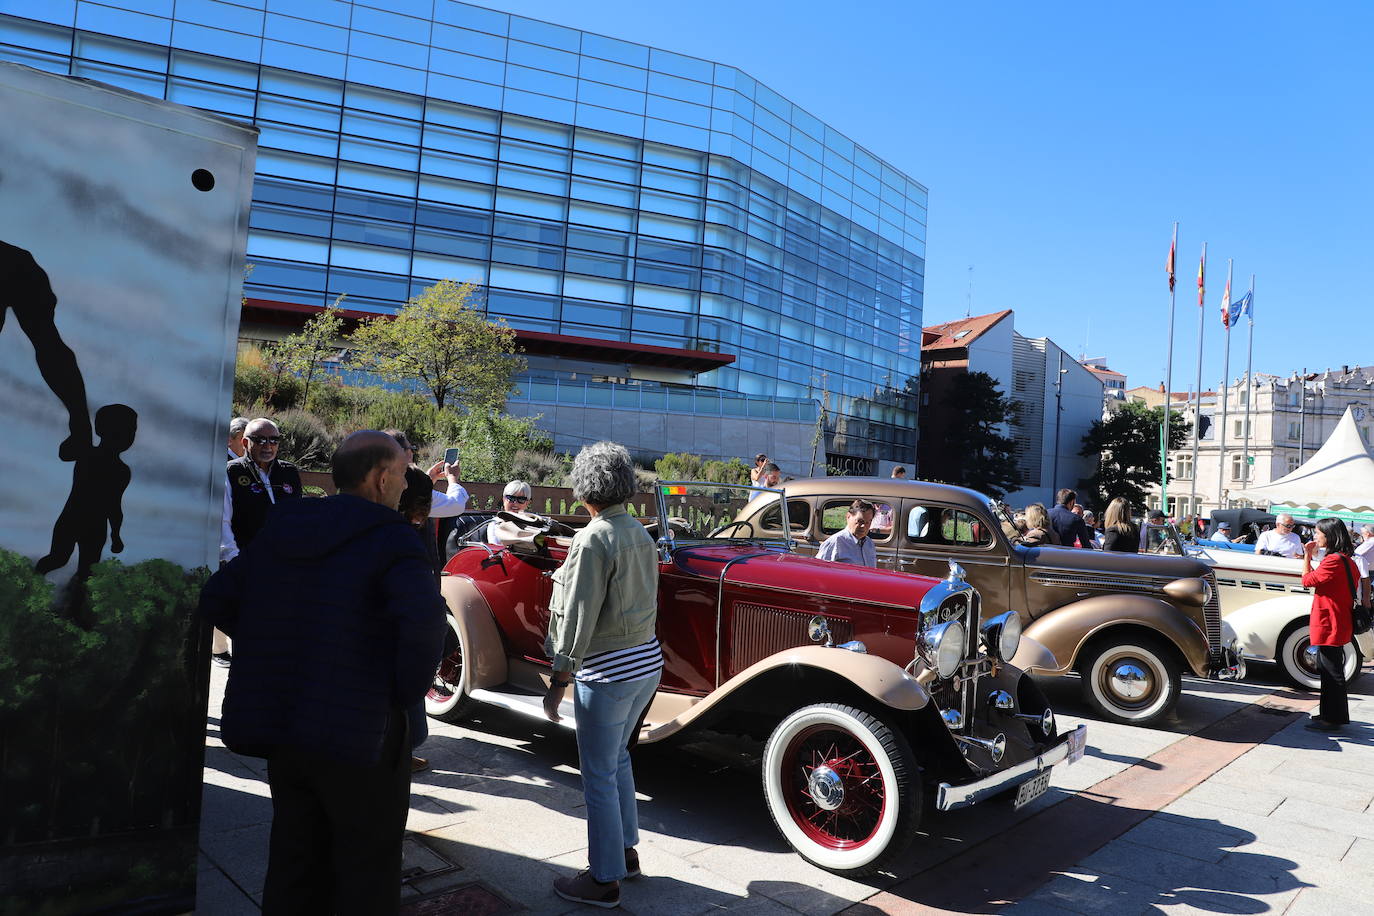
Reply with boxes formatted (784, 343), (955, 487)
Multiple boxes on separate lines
(197, 666), (1374, 915)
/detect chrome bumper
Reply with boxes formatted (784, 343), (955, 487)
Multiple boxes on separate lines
(936, 724), (1087, 811)
(1210, 641), (1247, 682)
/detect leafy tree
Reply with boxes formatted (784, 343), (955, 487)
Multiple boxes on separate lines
(347, 279), (526, 412)
(266, 296), (346, 410)
(1079, 401), (1191, 509)
(942, 371), (1021, 499)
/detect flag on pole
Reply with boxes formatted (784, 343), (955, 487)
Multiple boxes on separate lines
(1166, 231), (1176, 292)
(1196, 247), (1206, 306)
(1219, 275), (1232, 328)
(1228, 290), (1253, 325)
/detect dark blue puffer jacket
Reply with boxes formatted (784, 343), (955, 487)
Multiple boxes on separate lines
(200, 493), (447, 766)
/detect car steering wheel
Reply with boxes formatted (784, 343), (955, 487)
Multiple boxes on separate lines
(708, 520), (755, 538)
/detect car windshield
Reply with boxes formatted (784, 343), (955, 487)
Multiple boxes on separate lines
(656, 482), (791, 546)
(991, 500), (1021, 541)
(1142, 522), (1184, 555)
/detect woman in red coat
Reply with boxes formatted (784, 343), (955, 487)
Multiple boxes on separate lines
(1300, 517), (1359, 730)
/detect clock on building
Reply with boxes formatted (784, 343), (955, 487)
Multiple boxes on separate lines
(1354, 406), (1366, 421)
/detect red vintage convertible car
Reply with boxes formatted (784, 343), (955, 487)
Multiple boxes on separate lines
(427, 482), (1086, 875)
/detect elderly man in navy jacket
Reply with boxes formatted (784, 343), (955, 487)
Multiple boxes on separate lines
(200, 430), (447, 915)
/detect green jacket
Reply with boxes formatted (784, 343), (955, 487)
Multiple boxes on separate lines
(546, 504), (659, 674)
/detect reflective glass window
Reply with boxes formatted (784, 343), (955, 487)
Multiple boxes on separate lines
(494, 215), (563, 245)
(570, 201), (635, 231)
(574, 105), (645, 140)
(259, 66), (339, 103)
(431, 22), (504, 61)
(639, 211), (700, 241)
(567, 226), (631, 256)
(577, 80), (645, 114)
(352, 6), (429, 44)
(495, 188), (567, 219)
(647, 70), (711, 106)
(509, 16), (578, 51)
(700, 270), (743, 299)
(648, 47), (712, 82)
(638, 239), (699, 267)
(258, 122), (338, 157)
(248, 230), (328, 264)
(702, 248), (744, 275)
(645, 119), (708, 151)
(571, 176), (636, 208)
(415, 227), (489, 260)
(505, 63), (576, 99)
(261, 40), (344, 79)
(0, 15), (73, 50)
(333, 215), (412, 250)
(335, 189), (414, 223)
(264, 12), (347, 52)
(565, 250), (629, 280)
(343, 109), (420, 146)
(573, 151), (638, 184)
(489, 263), (561, 294)
(429, 47), (504, 84)
(259, 93), (340, 131)
(499, 138), (569, 171)
(508, 38), (578, 76)
(647, 95), (710, 128)
(425, 97), (499, 132)
(168, 76), (256, 115)
(330, 241), (410, 274)
(635, 263), (696, 290)
(346, 56), (426, 95)
(250, 204), (331, 237)
(253, 177), (334, 211)
(633, 284), (694, 312)
(338, 161), (417, 197)
(171, 21), (260, 61)
(419, 175), (494, 208)
(489, 289), (559, 321)
(76, 4), (171, 45)
(340, 136), (419, 171)
(633, 309), (691, 336)
(581, 33), (648, 67)
(328, 267), (411, 302)
(422, 123), (498, 158)
(563, 298), (629, 326)
(411, 251), (486, 283)
(504, 89), (576, 124)
(73, 31), (166, 71)
(249, 257), (327, 291)
(639, 190), (700, 220)
(433, 0), (509, 34)
(420, 149), (496, 183)
(492, 240), (563, 271)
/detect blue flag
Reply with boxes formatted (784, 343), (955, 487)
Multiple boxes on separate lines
(1228, 290), (1253, 325)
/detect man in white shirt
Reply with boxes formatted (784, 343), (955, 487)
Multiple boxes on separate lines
(1256, 514), (1304, 558)
(383, 428), (469, 515)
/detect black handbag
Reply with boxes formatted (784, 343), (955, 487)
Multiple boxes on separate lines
(1340, 556), (1372, 636)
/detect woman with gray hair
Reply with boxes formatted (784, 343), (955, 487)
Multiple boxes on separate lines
(543, 442), (660, 908)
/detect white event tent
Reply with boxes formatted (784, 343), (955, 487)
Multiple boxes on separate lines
(1233, 406), (1374, 513)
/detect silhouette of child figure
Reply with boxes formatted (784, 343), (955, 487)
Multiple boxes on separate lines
(36, 404), (137, 581)
(1, 240), (91, 460)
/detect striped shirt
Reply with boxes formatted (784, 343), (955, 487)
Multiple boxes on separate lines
(575, 637), (664, 684)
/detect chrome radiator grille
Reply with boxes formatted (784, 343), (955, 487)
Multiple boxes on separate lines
(730, 603), (852, 674)
(1204, 570), (1222, 652)
(1029, 570), (1175, 596)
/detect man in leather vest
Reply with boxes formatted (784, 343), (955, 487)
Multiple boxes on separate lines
(226, 418), (302, 551)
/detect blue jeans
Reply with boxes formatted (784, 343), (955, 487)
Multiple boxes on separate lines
(573, 673), (659, 882)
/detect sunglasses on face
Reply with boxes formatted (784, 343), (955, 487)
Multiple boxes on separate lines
(248, 436), (282, 445)
(506, 495), (530, 503)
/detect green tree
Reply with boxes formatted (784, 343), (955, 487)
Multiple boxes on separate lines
(266, 295), (346, 410)
(1079, 401), (1191, 509)
(942, 371), (1022, 499)
(347, 279), (526, 412)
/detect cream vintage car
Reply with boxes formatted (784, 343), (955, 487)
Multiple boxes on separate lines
(427, 482), (1085, 875)
(1146, 515), (1367, 689)
(727, 478), (1245, 726)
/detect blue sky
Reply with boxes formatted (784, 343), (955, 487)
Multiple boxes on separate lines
(493, 0), (1373, 393)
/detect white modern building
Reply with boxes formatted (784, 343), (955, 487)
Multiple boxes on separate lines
(1147, 366), (1374, 517)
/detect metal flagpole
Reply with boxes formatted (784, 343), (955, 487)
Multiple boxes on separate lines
(1162, 223), (1178, 512)
(1215, 259), (1234, 509)
(1241, 274), (1255, 486)
(1190, 243), (1206, 515)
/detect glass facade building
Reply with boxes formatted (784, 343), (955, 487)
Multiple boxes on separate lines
(0, 1), (927, 466)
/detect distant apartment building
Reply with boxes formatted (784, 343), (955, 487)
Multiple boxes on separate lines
(1145, 366), (1374, 517)
(919, 310), (1103, 507)
(1081, 357), (1126, 409)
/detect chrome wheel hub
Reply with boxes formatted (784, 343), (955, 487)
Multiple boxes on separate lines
(807, 765), (845, 811)
(1109, 662), (1151, 700)
(1300, 644), (1321, 675)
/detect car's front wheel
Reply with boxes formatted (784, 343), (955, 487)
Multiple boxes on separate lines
(1078, 634), (1182, 727)
(1277, 623), (1362, 690)
(762, 703), (919, 876)
(425, 614), (472, 722)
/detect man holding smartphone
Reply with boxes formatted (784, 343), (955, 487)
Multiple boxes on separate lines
(383, 429), (468, 516)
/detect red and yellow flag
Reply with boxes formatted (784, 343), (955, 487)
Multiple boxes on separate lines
(1166, 231), (1176, 292)
(1196, 246), (1206, 307)
(1220, 275), (1232, 329)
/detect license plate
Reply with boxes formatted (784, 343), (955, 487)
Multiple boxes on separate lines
(1067, 724), (1087, 764)
(1013, 769), (1052, 810)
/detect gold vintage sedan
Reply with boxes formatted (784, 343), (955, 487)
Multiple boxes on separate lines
(729, 477), (1244, 726)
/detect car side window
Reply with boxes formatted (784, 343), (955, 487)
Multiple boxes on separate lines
(907, 505), (991, 548)
(757, 500), (811, 534)
(819, 498), (894, 541)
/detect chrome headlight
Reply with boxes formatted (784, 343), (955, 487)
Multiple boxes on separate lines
(920, 619), (966, 678)
(981, 611), (1023, 663)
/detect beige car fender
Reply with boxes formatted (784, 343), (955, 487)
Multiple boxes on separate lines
(1007, 635), (1057, 674)
(440, 575), (508, 690)
(1022, 594), (1209, 677)
(641, 645), (929, 743)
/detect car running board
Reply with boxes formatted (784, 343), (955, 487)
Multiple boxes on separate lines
(469, 686), (576, 730)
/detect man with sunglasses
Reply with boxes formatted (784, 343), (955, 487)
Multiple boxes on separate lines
(1256, 513), (1305, 558)
(226, 417), (302, 554)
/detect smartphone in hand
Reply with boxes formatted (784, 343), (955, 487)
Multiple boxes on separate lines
(444, 447), (461, 466)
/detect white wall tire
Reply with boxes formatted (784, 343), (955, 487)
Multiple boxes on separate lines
(1278, 623), (1362, 690)
(425, 614), (472, 722)
(1078, 635), (1181, 726)
(761, 703), (918, 876)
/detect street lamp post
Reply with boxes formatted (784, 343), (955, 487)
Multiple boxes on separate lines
(1051, 351), (1067, 495)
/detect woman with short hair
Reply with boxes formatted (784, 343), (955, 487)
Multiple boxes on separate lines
(1101, 498), (1140, 553)
(1301, 517), (1359, 730)
(543, 442), (661, 908)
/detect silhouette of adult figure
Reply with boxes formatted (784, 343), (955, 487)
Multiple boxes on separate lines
(36, 403), (137, 581)
(1, 240), (90, 460)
